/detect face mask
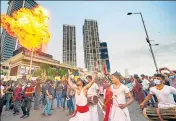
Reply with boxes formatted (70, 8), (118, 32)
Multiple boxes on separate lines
(169, 76), (175, 79)
(154, 79), (161, 85)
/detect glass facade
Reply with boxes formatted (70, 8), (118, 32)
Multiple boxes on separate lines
(100, 42), (110, 73)
(1, 0), (38, 62)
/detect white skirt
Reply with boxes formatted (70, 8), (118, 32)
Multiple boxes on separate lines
(109, 105), (131, 121)
(69, 111), (91, 121)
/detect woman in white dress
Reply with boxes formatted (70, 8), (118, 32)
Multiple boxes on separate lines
(108, 72), (133, 121)
(67, 70), (97, 121)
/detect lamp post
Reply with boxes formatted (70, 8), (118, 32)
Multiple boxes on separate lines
(127, 12), (159, 73)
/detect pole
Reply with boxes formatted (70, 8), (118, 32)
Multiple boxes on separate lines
(29, 48), (34, 76)
(139, 12), (158, 73)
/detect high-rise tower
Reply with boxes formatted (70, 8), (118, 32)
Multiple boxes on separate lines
(1, 0), (38, 62)
(62, 24), (77, 67)
(83, 19), (102, 72)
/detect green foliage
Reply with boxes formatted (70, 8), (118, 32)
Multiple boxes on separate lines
(32, 69), (42, 77)
(32, 63), (68, 80)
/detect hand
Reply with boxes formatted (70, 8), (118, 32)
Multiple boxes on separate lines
(118, 103), (127, 109)
(48, 95), (52, 99)
(68, 69), (72, 75)
(102, 105), (106, 111)
(139, 103), (145, 109)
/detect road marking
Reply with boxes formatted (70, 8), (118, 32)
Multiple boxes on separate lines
(98, 99), (105, 115)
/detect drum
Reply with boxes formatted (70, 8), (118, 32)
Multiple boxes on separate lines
(87, 96), (99, 105)
(143, 107), (176, 121)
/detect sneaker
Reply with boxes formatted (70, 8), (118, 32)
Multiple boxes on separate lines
(23, 115), (29, 119)
(16, 112), (20, 115)
(20, 115), (25, 118)
(41, 113), (45, 116)
(13, 112), (16, 114)
(48, 114), (52, 116)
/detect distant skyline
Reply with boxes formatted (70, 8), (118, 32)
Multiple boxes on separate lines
(1, 1), (176, 76)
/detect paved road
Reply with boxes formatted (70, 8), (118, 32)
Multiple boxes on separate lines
(1, 99), (147, 121)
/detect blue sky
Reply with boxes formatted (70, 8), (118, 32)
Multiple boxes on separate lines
(1, 1), (176, 76)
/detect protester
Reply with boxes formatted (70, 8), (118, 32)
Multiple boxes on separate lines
(131, 75), (145, 105)
(42, 80), (53, 116)
(140, 74), (176, 121)
(55, 80), (63, 109)
(41, 81), (47, 106)
(62, 78), (68, 110)
(108, 72), (133, 121)
(21, 81), (34, 119)
(34, 79), (41, 110)
(13, 83), (22, 115)
(68, 70), (97, 121)
(103, 79), (112, 121)
(0, 79), (5, 117)
(87, 75), (100, 121)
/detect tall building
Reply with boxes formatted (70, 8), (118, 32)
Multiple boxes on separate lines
(62, 24), (77, 67)
(83, 19), (102, 72)
(1, 0), (38, 62)
(100, 42), (110, 73)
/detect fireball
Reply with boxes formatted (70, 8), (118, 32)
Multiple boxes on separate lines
(0, 5), (50, 50)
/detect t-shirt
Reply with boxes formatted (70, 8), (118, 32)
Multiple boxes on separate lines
(14, 87), (22, 101)
(24, 86), (34, 97)
(46, 84), (54, 96)
(56, 83), (63, 94)
(150, 85), (176, 108)
(42, 84), (47, 95)
(111, 84), (130, 105)
(87, 83), (99, 97)
(141, 79), (150, 90)
(1, 85), (4, 97)
(35, 82), (41, 93)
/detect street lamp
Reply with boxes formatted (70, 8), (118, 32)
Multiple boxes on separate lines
(127, 12), (159, 73)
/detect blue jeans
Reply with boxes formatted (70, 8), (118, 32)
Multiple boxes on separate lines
(5, 94), (12, 111)
(56, 93), (62, 108)
(67, 96), (74, 113)
(42, 97), (52, 115)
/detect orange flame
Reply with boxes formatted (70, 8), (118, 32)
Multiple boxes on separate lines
(0, 5), (50, 50)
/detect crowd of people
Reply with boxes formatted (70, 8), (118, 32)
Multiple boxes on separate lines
(0, 67), (176, 121)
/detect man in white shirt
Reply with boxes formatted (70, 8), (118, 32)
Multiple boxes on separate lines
(87, 75), (99, 121)
(140, 74), (176, 109)
(141, 74), (150, 96)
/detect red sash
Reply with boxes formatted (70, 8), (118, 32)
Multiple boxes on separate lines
(72, 104), (89, 117)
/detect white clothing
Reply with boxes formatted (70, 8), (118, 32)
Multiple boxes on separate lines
(141, 79), (150, 90)
(87, 83), (99, 97)
(75, 89), (87, 106)
(1, 85), (5, 97)
(87, 83), (99, 121)
(89, 105), (99, 121)
(69, 88), (91, 121)
(150, 85), (176, 108)
(110, 84), (131, 121)
(109, 104), (128, 121)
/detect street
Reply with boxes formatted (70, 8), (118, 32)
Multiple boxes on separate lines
(1, 99), (147, 121)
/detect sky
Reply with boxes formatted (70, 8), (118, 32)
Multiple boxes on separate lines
(1, 1), (176, 76)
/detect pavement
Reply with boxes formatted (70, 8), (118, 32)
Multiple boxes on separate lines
(1, 98), (148, 121)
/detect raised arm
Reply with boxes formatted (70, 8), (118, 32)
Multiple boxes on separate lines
(84, 72), (97, 90)
(67, 70), (76, 90)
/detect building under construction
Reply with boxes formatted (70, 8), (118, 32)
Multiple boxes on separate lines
(83, 19), (102, 72)
(62, 24), (77, 67)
